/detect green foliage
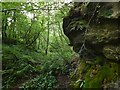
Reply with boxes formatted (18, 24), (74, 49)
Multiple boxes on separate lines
(2, 43), (72, 89)
(2, 44), (40, 88)
(20, 74), (57, 89)
(2, 2), (74, 89)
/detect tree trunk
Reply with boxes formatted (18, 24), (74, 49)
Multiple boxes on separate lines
(45, 3), (50, 55)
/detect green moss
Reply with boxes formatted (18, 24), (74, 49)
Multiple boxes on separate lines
(70, 60), (86, 81)
(70, 60), (92, 88)
(70, 56), (118, 88)
(84, 63), (118, 88)
(94, 57), (105, 65)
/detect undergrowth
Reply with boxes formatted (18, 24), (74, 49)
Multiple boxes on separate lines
(2, 43), (72, 89)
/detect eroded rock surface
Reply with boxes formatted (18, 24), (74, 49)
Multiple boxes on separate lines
(63, 2), (120, 88)
(63, 2), (120, 62)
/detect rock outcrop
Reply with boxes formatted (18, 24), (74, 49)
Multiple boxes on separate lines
(63, 2), (120, 62)
(63, 2), (120, 88)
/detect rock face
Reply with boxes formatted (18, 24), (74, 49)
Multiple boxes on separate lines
(63, 2), (120, 62)
(63, 2), (120, 88)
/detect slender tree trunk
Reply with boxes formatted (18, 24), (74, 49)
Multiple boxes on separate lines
(2, 11), (7, 39)
(57, 22), (64, 45)
(5, 11), (16, 39)
(27, 31), (40, 47)
(12, 11), (16, 38)
(24, 3), (34, 44)
(45, 3), (50, 55)
(38, 36), (40, 49)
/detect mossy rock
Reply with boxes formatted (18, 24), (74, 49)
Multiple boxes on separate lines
(69, 57), (118, 88)
(103, 45), (120, 61)
(84, 63), (118, 88)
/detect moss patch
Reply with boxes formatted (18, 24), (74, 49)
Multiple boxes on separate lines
(84, 62), (118, 88)
(69, 57), (118, 88)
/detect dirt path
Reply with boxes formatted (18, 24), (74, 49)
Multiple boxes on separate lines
(57, 74), (70, 89)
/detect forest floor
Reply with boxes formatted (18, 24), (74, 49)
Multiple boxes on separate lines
(57, 55), (79, 89)
(57, 74), (70, 88)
